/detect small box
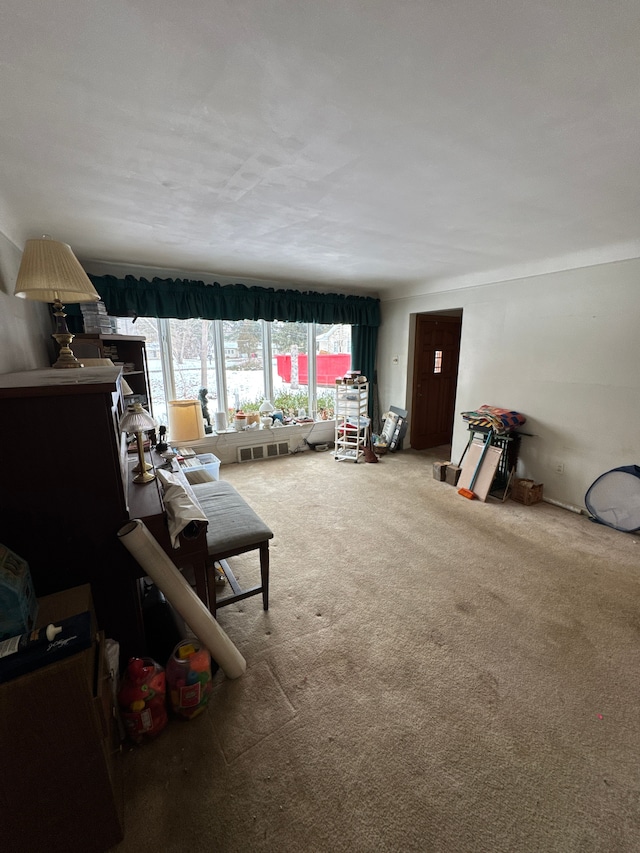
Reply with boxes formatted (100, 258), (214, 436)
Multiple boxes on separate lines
(433, 461), (449, 481)
(445, 465), (462, 486)
(0, 543), (38, 640)
(511, 478), (544, 505)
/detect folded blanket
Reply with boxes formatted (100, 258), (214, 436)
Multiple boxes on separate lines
(461, 405), (526, 434)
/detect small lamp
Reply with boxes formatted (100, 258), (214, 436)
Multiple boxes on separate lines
(119, 403), (158, 484)
(259, 399), (275, 428)
(168, 399), (206, 444)
(14, 235), (101, 369)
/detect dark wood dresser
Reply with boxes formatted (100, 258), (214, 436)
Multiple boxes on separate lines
(0, 366), (145, 658)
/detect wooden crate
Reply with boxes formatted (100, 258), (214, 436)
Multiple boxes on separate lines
(511, 478), (543, 505)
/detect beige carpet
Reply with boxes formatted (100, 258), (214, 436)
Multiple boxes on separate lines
(111, 449), (640, 853)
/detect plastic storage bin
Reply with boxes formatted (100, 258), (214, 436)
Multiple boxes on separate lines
(180, 453), (221, 484)
(195, 453), (220, 480)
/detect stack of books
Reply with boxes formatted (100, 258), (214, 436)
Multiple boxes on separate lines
(102, 345), (119, 360)
(81, 301), (116, 334)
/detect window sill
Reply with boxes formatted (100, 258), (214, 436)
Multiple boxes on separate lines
(179, 420), (336, 466)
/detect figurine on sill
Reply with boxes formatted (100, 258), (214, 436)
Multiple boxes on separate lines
(156, 424), (168, 453)
(199, 388), (213, 434)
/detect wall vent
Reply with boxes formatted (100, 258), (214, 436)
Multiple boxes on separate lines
(237, 441), (290, 463)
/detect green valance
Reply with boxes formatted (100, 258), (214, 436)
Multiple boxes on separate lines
(88, 275), (381, 327)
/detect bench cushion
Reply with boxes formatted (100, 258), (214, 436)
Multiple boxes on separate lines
(190, 481), (273, 554)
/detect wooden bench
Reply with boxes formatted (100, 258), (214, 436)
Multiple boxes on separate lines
(189, 480), (273, 616)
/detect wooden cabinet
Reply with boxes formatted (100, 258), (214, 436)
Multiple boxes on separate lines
(73, 333), (151, 412)
(0, 366), (145, 659)
(0, 585), (124, 853)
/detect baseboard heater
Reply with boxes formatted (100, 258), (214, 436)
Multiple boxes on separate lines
(237, 441), (290, 463)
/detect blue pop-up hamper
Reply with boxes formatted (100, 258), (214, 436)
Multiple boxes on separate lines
(585, 465), (640, 533)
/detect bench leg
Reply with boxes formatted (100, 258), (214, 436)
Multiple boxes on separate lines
(193, 560), (210, 611)
(259, 541), (269, 611)
(206, 542), (270, 614)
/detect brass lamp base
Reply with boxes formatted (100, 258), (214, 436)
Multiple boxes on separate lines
(132, 430), (155, 485)
(52, 332), (84, 368)
(132, 459), (153, 473)
(51, 302), (84, 368)
(132, 468), (156, 484)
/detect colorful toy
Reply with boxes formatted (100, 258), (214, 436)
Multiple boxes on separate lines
(166, 640), (213, 720)
(117, 657), (168, 744)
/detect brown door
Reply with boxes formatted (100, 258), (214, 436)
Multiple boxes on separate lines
(410, 314), (462, 449)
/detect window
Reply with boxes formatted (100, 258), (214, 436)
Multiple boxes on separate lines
(119, 317), (351, 428)
(271, 320), (309, 416)
(315, 324), (351, 418)
(434, 350), (443, 374)
(119, 317), (219, 428)
(223, 320), (264, 416)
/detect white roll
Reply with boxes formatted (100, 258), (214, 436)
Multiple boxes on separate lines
(214, 411), (227, 432)
(118, 520), (246, 679)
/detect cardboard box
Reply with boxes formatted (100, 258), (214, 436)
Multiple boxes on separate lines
(511, 478), (544, 505)
(0, 611), (93, 684)
(445, 464), (462, 486)
(0, 584), (124, 853)
(34, 584), (97, 689)
(433, 461), (449, 481)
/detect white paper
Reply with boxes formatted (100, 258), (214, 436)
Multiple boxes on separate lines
(156, 469), (208, 548)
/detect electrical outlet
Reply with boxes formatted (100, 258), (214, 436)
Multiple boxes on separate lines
(556, 463), (564, 474)
(392, 355), (399, 365)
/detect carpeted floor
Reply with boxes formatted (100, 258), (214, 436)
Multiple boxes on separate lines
(111, 448), (640, 853)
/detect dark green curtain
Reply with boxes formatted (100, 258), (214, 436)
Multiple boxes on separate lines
(351, 324), (378, 418)
(88, 275), (380, 326)
(86, 273), (380, 414)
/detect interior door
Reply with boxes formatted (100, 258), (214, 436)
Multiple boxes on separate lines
(410, 314), (462, 449)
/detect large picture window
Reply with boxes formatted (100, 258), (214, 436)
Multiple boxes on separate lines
(118, 317), (351, 428)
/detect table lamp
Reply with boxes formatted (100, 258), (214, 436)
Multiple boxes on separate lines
(259, 399), (275, 428)
(168, 400), (206, 444)
(14, 236), (101, 368)
(119, 403), (158, 484)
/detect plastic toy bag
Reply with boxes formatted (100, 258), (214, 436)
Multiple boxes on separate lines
(166, 640), (213, 720)
(118, 657), (168, 744)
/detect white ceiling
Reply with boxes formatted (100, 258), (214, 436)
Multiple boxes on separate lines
(1, 0), (640, 297)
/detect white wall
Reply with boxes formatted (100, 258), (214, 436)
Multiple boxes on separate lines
(0, 230), (51, 373)
(378, 258), (640, 510)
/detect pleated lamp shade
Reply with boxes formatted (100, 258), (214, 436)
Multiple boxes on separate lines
(14, 236), (100, 304)
(168, 400), (205, 443)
